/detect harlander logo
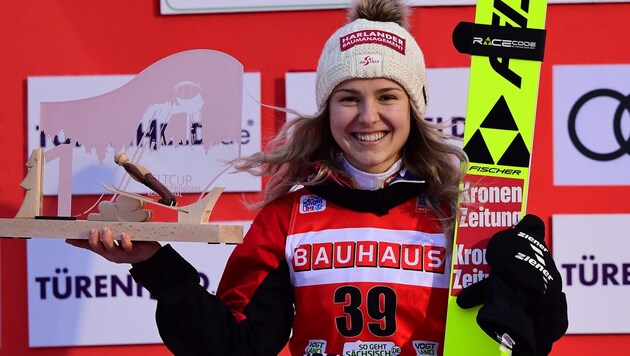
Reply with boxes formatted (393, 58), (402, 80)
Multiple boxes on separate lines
(299, 194), (325, 214)
(340, 30), (406, 54)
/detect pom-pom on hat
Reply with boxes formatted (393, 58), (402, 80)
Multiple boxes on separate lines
(315, 0), (428, 117)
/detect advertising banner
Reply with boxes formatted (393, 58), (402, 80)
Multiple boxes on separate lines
(553, 64), (630, 185)
(552, 214), (630, 334)
(28, 222), (250, 346)
(161, 0), (630, 14)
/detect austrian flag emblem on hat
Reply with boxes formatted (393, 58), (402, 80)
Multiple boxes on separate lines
(357, 54), (382, 67)
(340, 30), (406, 54)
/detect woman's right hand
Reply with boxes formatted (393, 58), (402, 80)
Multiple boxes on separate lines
(66, 227), (161, 264)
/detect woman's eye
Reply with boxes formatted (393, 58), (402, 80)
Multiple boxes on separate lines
(380, 94), (397, 101)
(339, 96), (359, 103)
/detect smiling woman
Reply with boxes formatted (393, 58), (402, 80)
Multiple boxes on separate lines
(2, 0), (629, 354)
(70, 1), (472, 354)
(328, 78), (411, 174)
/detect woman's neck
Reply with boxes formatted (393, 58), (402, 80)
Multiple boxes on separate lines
(341, 158), (402, 190)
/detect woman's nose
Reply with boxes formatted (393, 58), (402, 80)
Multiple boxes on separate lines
(357, 100), (379, 124)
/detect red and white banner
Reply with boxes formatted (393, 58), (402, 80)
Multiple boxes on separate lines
(161, 0), (630, 14)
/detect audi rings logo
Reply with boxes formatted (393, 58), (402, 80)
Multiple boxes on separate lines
(568, 89), (630, 161)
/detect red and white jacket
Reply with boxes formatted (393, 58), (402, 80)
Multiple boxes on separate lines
(131, 170), (451, 356)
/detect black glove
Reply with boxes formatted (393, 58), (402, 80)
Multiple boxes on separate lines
(486, 214), (561, 298)
(457, 214), (568, 355)
(457, 275), (536, 355)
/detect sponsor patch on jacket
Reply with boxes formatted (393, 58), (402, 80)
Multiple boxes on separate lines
(292, 240), (446, 273)
(304, 339), (327, 354)
(413, 340), (439, 355)
(342, 340), (402, 356)
(299, 194), (326, 214)
(416, 194), (430, 212)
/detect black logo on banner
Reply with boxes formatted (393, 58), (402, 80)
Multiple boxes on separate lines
(464, 96), (530, 167)
(568, 89), (630, 161)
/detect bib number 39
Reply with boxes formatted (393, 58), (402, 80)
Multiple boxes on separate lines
(334, 285), (397, 337)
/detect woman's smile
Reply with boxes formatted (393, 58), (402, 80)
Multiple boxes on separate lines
(329, 78), (411, 173)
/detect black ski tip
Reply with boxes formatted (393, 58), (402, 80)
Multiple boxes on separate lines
(452, 21), (474, 55)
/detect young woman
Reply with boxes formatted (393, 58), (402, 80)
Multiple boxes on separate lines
(68, 0), (566, 354)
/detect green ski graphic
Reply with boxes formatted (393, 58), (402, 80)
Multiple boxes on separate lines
(443, 0), (547, 355)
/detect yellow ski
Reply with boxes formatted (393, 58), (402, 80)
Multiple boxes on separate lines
(444, 1), (548, 354)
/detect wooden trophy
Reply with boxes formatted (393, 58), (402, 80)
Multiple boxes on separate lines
(0, 50), (245, 244)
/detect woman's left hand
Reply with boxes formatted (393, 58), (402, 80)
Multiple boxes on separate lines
(66, 227), (161, 264)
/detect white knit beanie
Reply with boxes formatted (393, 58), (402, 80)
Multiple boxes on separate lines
(315, 0), (428, 117)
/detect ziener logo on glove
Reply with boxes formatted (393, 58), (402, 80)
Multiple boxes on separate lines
(514, 231), (554, 289)
(517, 231), (548, 253)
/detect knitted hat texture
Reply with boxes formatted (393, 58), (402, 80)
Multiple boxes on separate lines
(315, 13), (428, 117)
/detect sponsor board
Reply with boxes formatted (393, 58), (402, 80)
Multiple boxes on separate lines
(553, 64), (630, 185)
(342, 340), (402, 356)
(27, 221), (251, 346)
(452, 176), (524, 291)
(160, 0), (628, 14)
(553, 214), (630, 334)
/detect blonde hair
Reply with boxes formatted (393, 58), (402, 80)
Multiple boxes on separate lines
(236, 0), (468, 234)
(234, 103), (468, 234)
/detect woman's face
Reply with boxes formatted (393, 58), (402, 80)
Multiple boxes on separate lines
(329, 78), (411, 174)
